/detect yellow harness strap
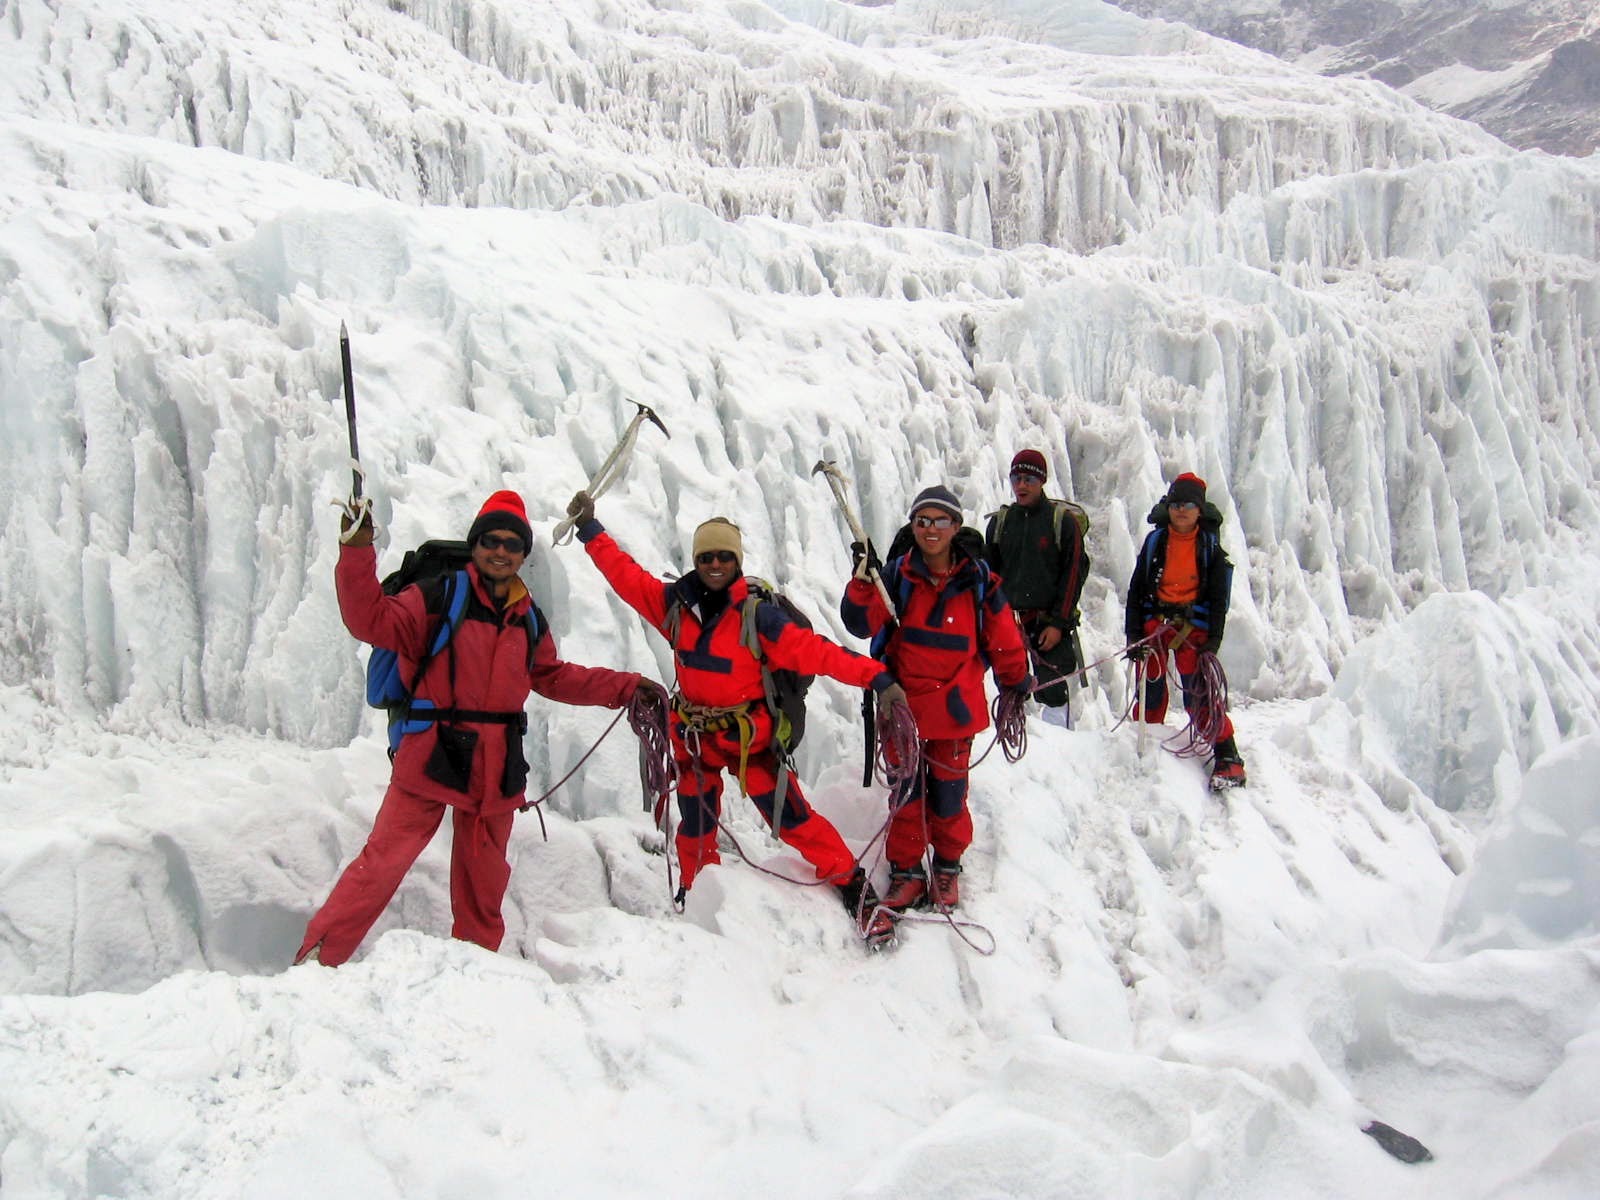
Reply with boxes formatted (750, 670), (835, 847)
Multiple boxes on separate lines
(673, 698), (760, 796)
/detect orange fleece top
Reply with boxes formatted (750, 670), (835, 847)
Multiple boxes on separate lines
(1156, 527), (1201, 606)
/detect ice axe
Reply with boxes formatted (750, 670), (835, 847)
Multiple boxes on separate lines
(813, 459), (899, 786)
(332, 321), (374, 543)
(552, 399), (670, 545)
(812, 460), (898, 620)
(339, 322), (363, 502)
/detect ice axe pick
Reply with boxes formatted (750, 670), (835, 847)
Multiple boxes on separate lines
(552, 400), (670, 545)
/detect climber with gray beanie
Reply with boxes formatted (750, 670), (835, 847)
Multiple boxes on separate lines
(841, 483), (1029, 912)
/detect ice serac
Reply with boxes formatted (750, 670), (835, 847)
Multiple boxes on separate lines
(1, 0), (1594, 766)
(1, 0), (1492, 249)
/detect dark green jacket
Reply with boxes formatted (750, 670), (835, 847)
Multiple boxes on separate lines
(984, 498), (1090, 630)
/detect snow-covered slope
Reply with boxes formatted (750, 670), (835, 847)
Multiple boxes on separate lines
(1103, 0), (1600, 156)
(2, 1), (1599, 1197)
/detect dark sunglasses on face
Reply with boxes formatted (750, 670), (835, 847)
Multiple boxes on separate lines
(1009, 472), (1040, 485)
(696, 550), (738, 565)
(1170, 501), (1199, 511)
(478, 532), (526, 554)
(912, 515), (956, 530)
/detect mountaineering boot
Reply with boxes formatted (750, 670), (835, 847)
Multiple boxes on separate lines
(838, 869), (896, 951)
(881, 865), (928, 912)
(930, 858), (962, 910)
(1210, 736), (1247, 790)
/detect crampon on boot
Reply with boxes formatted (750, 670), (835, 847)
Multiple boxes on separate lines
(930, 858), (962, 911)
(838, 869), (896, 951)
(1210, 737), (1247, 790)
(881, 866), (928, 912)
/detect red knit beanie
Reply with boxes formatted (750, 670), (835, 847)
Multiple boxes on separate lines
(467, 489), (533, 548)
(1010, 449), (1048, 483)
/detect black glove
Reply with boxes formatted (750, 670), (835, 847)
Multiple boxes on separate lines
(567, 490), (596, 526)
(1010, 675), (1034, 699)
(1127, 644), (1151, 663)
(849, 539), (881, 582)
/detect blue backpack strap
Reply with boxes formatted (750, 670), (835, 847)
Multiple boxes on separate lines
(430, 570), (471, 652)
(389, 570), (472, 753)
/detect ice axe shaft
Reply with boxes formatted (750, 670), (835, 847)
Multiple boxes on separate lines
(812, 460), (898, 621)
(553, 400), (670, 545)
(339, 322), (363, 500)
(814, 459), (901, 790)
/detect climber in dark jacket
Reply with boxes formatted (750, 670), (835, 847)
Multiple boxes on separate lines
(985, 448), (1090, 726)
(1125, 473), (1246, 788)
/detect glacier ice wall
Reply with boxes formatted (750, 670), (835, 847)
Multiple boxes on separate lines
(0, 0), (1495, 252)
(1, 0), (1598, 810)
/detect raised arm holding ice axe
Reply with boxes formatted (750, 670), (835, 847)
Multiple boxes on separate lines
(812, 460), (914, 788)
(550, 399), (671, 546)
(299, 330), (661, 968)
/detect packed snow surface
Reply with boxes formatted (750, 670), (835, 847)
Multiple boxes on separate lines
(1, 0), (1599, 1197)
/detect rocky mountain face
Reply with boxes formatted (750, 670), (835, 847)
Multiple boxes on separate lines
(1107, 0), (1599, 156)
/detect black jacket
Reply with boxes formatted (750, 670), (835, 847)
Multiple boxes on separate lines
(983, 498), (1089, 629)
(1124, 500), (1232, 646)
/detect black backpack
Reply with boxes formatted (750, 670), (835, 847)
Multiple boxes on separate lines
(365, 540), (474, 720)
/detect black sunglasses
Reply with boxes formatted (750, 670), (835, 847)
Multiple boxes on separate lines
(478, 532), (526, 554)
(912, 515), (956, 530)
(696, 550), (738, 565)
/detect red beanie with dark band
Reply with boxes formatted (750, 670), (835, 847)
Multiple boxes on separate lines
(1010, 449), (1048, 483)
(467, 490), (533, 549)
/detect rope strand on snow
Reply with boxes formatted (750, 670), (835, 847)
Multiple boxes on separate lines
(517, 707), (627, 837)
(1024, 636), (1145, 695)
(518, 683), (678, 841)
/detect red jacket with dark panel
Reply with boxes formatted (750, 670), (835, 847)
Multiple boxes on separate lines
(841, 548), (1028, 740)
(579, 526), (892, 710)
(337, 543), (639, 815)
